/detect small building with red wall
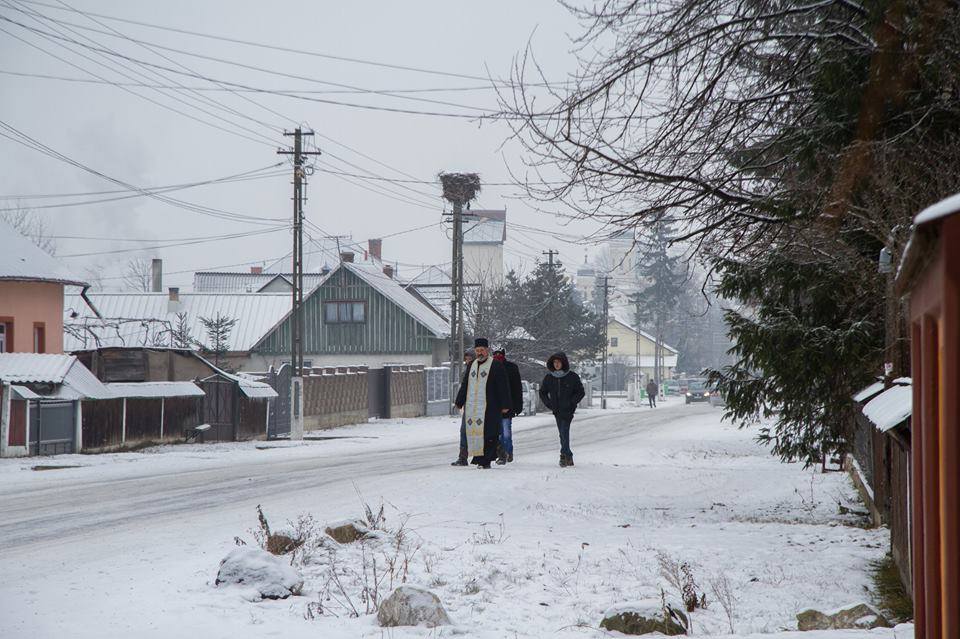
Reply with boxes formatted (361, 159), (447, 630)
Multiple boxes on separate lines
(897, 193), (960, 639)
(0, 218), (91, 354)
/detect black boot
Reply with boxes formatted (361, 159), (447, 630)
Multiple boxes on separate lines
(451, 458), (468, 466)
(507, 452), (513, 463)
(559, 454), (567, 468)
(565, 454), (575, 467)
(495, 444), (506, 465)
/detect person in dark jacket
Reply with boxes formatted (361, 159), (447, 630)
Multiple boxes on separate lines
(493, 348), (523, 464)
(538, 352), (585, 467)
(452, 348), (477, 466)
(454, 338), (512, 468)
(645, 379), (659, 408)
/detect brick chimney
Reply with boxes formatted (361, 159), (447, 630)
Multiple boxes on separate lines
(383, 265), (394, 279)
(250, 266), (263, 274)
(340, 251), (355, 263)
(151, 258), (162, 292)
(368, 238), (383, 261)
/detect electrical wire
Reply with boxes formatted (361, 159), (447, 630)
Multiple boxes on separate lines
(58, 225), (289, 257)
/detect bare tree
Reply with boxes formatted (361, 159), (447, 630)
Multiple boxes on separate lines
(122, 257), (152, 292)
(1, 203), (57, 255)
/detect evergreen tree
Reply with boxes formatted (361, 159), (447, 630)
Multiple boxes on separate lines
(199, 313), (238, 370)
(170, 312), (196, 350)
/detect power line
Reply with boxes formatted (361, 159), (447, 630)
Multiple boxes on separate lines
(12, 0), (544, 86)
(0, 69), (501, 94)
(58, 225), (289, 258)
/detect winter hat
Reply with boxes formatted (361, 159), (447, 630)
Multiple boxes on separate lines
(474, 338), (489, 348)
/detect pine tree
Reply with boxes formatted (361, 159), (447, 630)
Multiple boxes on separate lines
(170, 312), (196, 350)
(199, 313), (238, 370)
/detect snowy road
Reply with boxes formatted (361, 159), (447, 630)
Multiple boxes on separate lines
(0, 402), (906, 638)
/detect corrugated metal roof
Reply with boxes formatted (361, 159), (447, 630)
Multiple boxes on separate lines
(0, 353), (112, 399)
(0, 218), (88, 286)
(463, 219), (506, 244)
(853, 380), (885, 403)
(63, 292), (292, 352)
(10, 385), (40, 400)
(105, 381), (205, 398)
(202, 372), (278, 399)
(0, 353), (75, 383)
(346, 263), (449, 338)
(193, 271), (328, 293)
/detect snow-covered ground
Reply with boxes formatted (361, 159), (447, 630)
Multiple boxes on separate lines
(0, 399), (911, 638)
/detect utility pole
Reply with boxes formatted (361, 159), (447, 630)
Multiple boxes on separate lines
(439, 173), (481, 410)
(542, 249), (560, 268)
(601, 275), (610, 409)
(278, 127), (320, 440)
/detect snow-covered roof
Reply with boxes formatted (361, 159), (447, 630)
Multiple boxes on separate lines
(345, 263), (449, 338)
(193, 271), (328, 293)
(608, 314), (679, 354)
(0, 353), (112, 400)
(0, 218), (88, 287)
(202, 372), (278, 399)
(853, 380), (885, 403)
(105, 381), (205, 399)
(10, 385), (40, 400)
(462, 210), (506, 244)
(914, 192), (960, 226)
(63, 292), (292, 352)
(862, 383), (912, 432)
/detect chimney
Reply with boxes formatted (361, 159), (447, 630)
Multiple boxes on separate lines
(250, 266), (263, 274)
(383, 265), (394, 279)
(340, 251), (355, 263)
(167, 287), (181, 313)
(368, 238), (382, 261)
(151, 259), (162, 292)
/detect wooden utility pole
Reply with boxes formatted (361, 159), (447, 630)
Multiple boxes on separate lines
(601, 276), (610, 409)
(542, 249), (559, 268)
(278, 127), (320, 440)
(439, 173), (481, 409)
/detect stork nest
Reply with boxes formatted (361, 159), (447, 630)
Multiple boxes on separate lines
(439, 172), (481, 203)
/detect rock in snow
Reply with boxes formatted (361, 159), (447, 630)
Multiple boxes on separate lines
(600, 599), (688, 635)
(797, 602), (890, 630)
(215, 547), (304, 600)
(324, 519), (370, 544)
(377, 585), (452, 628)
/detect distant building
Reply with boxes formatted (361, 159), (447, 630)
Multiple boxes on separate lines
(606, 316), (679, 383)
(462, 209), (506, 290)
(0, 217), (90, 354)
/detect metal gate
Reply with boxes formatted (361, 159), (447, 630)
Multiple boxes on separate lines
(200, 377), (236, 441)
(265, 364), (291, 439)
(367, 368), (387, 418)
(29, 400), (76, 455)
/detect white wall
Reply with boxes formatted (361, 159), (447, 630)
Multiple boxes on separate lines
(463, 244), (504, 290)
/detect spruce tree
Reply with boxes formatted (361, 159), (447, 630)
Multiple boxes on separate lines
(199, 313), (238, 370)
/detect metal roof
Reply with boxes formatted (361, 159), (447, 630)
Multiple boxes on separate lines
(105, 381), (205, 398)
(192, 272), (327, 292)
(201, 372), (278, 399)
(863, 383), (912, 432)
(0, 353), (112, 400)
(63, 292), (292, 352)
(11, 385), (40, 400)
(0, 218), (88, 286)
(608, 314), (680, 354)
(345, 263), (449, 338)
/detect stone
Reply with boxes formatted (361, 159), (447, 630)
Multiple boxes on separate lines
(797, 603), (891, 630)
(324, 519), (370, 544)
(265, 532), (303, 555)
(600, 599), (688, 635)
(377, 585), (452, 628)
(215, 546), (303, 600)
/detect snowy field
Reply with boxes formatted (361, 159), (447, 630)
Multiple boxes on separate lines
(0, 399), (912, 638)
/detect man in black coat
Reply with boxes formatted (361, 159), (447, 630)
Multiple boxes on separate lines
(454, 338), (511, 468)
(538, 351), (585, 467)
(646, 379), (659, 408)
(493, 348), (523, 464)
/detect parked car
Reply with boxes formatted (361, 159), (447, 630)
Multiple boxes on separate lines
(684, 378), (711, 404)
(662, 380), (680, 396)
(521, 380), (538, 415)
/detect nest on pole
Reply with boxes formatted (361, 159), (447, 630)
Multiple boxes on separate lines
(439, 172), (481, 204)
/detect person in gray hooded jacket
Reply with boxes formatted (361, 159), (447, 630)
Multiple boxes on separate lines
(538, 352), (585, 467)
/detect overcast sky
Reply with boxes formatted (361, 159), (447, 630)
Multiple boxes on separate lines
(0, 0), (610, 290)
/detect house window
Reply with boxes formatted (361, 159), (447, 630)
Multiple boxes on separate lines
(0, 320), (11, 353)
(609, 337), (619, 347)
(33, 323), (45, 353)
(323, 301), (366, 324)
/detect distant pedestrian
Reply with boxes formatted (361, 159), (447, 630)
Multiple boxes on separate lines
(451, 348), (477, 466)
(646, 379), (658, 408)
(454, 339), (512, 469)
(538, 352), (585, 467)
(493, 348), (523, 464)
